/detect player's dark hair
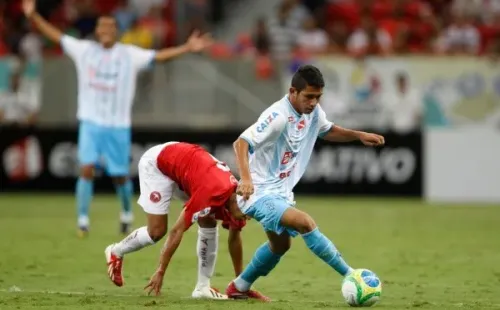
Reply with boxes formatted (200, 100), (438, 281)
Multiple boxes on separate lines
(291, 65), (325, 92)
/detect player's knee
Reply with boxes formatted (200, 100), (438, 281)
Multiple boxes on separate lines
(147, 225), (167, 242)
(80, 166), (94, 180)
(295, 212), (317, 234)
(269, 241), (290, 255)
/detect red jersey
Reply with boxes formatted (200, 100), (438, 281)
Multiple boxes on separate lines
(156, 142), (243, 229)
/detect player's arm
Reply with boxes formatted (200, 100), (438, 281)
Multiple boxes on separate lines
(157, 210), (186, 272)
(23, 0), (62, 44)
(145, 210), (187, 296)
(234, 111), (286, 199)
(316, 105), (385, 146)
(154, 30), (213, 62)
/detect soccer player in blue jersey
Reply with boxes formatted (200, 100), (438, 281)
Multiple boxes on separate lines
(22, 0), (213, 236)
(225, 65), (385, 301)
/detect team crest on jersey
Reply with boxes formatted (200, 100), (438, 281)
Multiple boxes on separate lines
(150, 191), (161, 203)
(288, 116), (295, 123)
(256, 112), (279, 133)
(297, 120), (306, 130)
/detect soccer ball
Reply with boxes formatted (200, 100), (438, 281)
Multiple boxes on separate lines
(341, 269), (382, 307)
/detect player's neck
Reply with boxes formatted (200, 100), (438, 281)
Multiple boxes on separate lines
(287, 95), (302, 116)
(101, 42), (116, 49)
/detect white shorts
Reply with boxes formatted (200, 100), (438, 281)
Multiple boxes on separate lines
(137, 142), (187, 215)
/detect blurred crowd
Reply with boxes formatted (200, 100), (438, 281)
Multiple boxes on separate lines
(2, 0), (500, 61)
(0, 0), (179, 60)
(227, 0), (500, 59)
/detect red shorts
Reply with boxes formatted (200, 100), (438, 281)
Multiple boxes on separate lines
(213, 207), (247, 231)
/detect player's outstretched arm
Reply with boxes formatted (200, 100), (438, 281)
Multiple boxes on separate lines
(23, 0), (63, 44)
(154, 30), (213, 62)
(322, 125), (385, 146)
(145, 210), (187, 296)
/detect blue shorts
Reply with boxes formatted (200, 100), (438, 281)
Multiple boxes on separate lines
(78, 121), (131, 176)
(244, 194), (299, 237)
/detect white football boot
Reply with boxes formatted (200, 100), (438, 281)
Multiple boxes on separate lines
(192, 286), (229, 300)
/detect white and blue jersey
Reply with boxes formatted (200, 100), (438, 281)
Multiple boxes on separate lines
(238, 95), (333, 219)
(61, 35), (156, 175)
(61, 35), (155, 127)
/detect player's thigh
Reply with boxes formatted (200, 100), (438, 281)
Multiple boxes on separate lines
(245, 194), (294, 236)
(102, 127), (131, 177)
(266, 231), (291, 255)
(77, 121), (100, 166)
(280, 207), (317, 234)
(137, 155), (175, 217)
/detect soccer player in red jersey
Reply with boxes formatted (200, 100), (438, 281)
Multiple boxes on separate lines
(105, 142), (268, 300)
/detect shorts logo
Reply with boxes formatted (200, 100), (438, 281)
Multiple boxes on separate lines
(150, 191), (161, 203)
(256, 112), (279, 133)
(230, 175), (238, 185)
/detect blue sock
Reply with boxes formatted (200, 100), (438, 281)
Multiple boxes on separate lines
(116, 180), (133, 217)
(76, 178), (93, 227)
(234, 242), (282, 291)
(302, 228), (352, 276)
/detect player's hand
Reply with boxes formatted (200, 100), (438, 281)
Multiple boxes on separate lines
(22, 0), (36, 17)
(144, 269), (165, 296)
(359, 132), (385, 147)
(186, 30), (214, 52)
(237, 179), (254, 200)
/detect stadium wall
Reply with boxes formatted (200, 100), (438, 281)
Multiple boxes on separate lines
(2, 56), (499, 201)
(0, 127), (422, 196)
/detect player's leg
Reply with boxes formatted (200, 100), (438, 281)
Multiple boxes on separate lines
(105, 148), (175, 287)
(191, 216), (227, 299)
(280, 207), (353, 276)
(76, 121), (99, 237)
(227, 231), (288, 301)
(103, 126), (133, 234)
(105, 212), (167, 287)
(227, 228), (243, 278)
(226, 195), (292, 301)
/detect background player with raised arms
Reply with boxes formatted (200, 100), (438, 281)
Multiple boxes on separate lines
(22, 0), (213, 236)
(225, 65), (385, 300)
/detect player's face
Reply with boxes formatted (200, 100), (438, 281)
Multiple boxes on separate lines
(96, 17), (118, 47)
(291, 85), (323, 114)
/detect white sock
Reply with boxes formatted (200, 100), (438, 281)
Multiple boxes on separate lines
(234, 276), (251, 292)
(120, 212), (134, 224)
(111, 226), (155, 257)
(195, 226), (218, 289)
(78, 216), (89, 228)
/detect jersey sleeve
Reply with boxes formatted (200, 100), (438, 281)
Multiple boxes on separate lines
(240, 110), (286, 152)
(126, 45), (156, 72)
(317, 105), (334, 138)
(60, 35), (92, 62)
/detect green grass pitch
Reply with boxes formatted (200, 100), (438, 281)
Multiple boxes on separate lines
(0, 194), (499, 309)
